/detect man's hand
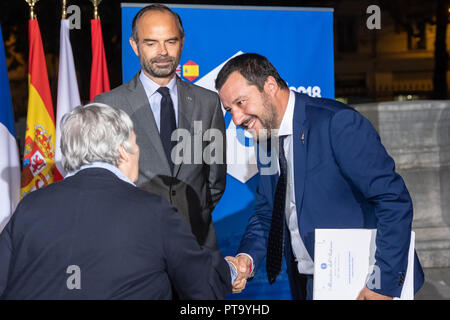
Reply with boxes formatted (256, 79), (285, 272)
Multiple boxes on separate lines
(357, 287), (393, 300)
(225, 255), (252, 294)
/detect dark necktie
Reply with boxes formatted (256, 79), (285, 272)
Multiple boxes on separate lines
(157, 87), (177, 173)
(266, 135), (288, 284)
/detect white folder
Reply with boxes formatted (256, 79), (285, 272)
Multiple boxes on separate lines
(313, 229), (415, 300)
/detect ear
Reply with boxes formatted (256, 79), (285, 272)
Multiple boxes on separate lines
(263, 76), (279, 98)
(129, 36), (139, 57)
(180, 36), (185, 50)
(117, 145), (129, 166)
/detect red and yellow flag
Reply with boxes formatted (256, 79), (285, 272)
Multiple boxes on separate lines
(20, 19), (58, 198)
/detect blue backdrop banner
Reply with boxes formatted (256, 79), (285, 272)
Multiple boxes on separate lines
(121, 3), (334, 300)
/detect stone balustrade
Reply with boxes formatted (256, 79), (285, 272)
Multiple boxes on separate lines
(354, 100), (450, 268)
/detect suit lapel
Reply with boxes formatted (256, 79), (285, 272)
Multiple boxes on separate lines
(176, 77), (195, 132)
(293, 92), (309, 220)
(174, 77), (195, 176)
(125, 73), (171, 174)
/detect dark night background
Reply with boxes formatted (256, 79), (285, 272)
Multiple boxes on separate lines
(0, 0), (448, 120)
(1, 0), (450, 301)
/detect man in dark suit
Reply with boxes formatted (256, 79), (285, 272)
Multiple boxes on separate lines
(94, 4), (226, 249)
(215, 53), (424, 300)
(0, 103), (232, 300)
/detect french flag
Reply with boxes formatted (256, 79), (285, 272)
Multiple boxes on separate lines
(0, 25), (20, 233)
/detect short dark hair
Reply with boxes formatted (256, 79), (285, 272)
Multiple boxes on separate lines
(131, 4), (184, 41)
(215, 53), (288, 92)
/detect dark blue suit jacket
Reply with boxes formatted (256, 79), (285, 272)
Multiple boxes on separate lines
(238, 92), (424, 298)
(0, 168), (231, 299)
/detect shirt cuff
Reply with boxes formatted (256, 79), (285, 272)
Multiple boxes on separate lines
(225, 260), (238, 284)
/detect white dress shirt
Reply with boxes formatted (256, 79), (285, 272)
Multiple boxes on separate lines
(277, 90), (314, 275)
(239, 90), (314, 277)
(139, 72), (179, 131)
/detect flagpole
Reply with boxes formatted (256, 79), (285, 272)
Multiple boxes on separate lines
(90, 0), (103, 20)
(25, 0), (40, 20)
(62, 0), (67, 19)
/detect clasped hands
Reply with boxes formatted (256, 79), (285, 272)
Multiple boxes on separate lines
(225, 255), (393, 299)
(225, 255), (252, 294)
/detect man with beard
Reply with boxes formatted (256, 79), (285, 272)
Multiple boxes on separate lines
(215, 53), (424, 300)
(94, 4), (226, 250)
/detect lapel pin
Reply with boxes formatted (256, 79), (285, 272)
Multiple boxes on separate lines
(301, 133), (305, 144)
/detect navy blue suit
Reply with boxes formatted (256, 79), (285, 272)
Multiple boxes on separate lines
(0, 168), (231, 299)
(238, 92), (424, 298)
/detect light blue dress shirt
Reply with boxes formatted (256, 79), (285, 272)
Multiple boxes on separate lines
(65, 161), (136, 186)
(139, 72), (179, 131)
(139, 72), (238, 284)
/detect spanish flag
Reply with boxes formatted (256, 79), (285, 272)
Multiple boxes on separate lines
(20, 19), (57, 198)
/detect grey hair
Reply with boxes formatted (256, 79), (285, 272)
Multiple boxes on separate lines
(60, 103), (135, 172)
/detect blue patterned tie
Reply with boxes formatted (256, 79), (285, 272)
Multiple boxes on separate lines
(266, 135), (287, 284)
(158, 87), (176, 173)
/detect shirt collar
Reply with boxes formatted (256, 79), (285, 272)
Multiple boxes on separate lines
(65, 161), (136, 186)
(139, 71), (177, 98)
(278, 90), (295, 137)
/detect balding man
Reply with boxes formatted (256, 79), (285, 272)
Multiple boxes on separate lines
(94, 4), (226, 250)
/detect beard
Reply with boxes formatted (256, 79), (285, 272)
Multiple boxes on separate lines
(139, 49), (181, 78)
(252, 94), (279, 142)
(260, 98), (278, 131)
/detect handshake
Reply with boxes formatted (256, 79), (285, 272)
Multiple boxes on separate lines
(225, 254), (253, 294)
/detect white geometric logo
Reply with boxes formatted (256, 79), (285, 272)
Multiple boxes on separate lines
(195, 51), (258, 183)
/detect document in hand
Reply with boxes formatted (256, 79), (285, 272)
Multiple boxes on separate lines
(313, 229), (415, 300)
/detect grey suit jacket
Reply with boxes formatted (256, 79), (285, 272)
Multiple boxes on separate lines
(94, 72), (226, 249)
